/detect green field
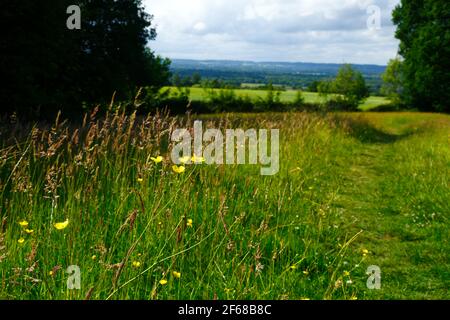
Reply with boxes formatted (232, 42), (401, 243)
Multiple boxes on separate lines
(0, 111), (448, 300)
(164, 86), (391, 110)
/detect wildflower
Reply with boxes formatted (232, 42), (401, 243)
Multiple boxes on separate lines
(159, 279), (168, 285)
(179, 156), (190, 164)
(346, 279), (353, 285)
(300, 297), (310, 300)
(91, 255), (97, 261)
(350, 295), (358, 300)
(191, 155), (205, 164)
(19, 220), (29, 227)
(18, 238), (25, 244)
(172, 271), (181, 279)
(362, 249), (369, 256)
(132, 261), (141, 268)
(290, 265), (298, 270)
(49, 271), (54, 276)
(303, 270), (309, 275)
(224, 288), (232, 294)
(137, 177), (144, 183)
(255, 263), (264, 273)
(54, 219), (69, 230)
(25, 229), (34, 234)
(150, 156), (163, 164)
(187, 219), (193, 228)
(172, 165), (186, 174)
(343, 271), (350, 277)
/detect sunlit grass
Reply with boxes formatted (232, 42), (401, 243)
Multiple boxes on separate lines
(0, 111), (448, 300)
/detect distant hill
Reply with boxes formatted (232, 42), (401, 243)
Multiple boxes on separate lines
(170, 59), (386, 93)
(171, 59), (386, 76)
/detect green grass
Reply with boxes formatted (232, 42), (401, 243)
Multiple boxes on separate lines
(164, 86), (391, 110)
(0, 111), (448, 300)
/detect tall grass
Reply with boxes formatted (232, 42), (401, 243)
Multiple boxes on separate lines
(0, 110), (448, 300)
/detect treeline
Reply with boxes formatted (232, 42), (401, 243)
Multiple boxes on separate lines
(1, 0), (171, 118)
(387, 0), (450, 112)
(107, 84), (353, 116)
(170, 69), (383, 94)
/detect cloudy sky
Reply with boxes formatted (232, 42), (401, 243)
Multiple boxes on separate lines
(143, 0), (400, 65)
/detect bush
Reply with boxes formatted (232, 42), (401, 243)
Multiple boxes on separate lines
(205, 89), (254, 113)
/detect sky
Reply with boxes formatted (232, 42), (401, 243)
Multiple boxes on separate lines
(143, 0), (400, 65)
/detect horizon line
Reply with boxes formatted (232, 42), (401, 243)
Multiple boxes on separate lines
(167, 57), (388, 67)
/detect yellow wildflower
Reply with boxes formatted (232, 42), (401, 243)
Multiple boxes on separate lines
(350, 295), (358, 300)
(187, 219), (193, 228)
(54, 219), (69, 230)
(159, 279), (168, 285)
(19, 220), (29, 227)
(137, 177), (144, 183)
(18, 238), (25, 244)
(150, 156), (163, 164)
(49, 271), (54, 276)
(343, 271), (350, 277)
(191, 155), (205, 164)
(132, 261), (141, 268)
(179, 156), (191, 164)
(172, 271), (181, 279)
(290, 265), (298, 270)
(25, 229), (34, 234)
(172, 165), (186, 174)
(91, 255), (97, 261)
(362, 249), (369, 256)
(300, 297), (310, 300)
(303, 270), (309, 275)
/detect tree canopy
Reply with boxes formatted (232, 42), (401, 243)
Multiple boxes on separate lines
(318, 64), (369, 110)
(381, 58), (404, 105)
(1, 0), (171, 117)
(392, 0), (450, 112)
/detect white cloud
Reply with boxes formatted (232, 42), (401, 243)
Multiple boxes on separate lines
(144, 0), (400, 65)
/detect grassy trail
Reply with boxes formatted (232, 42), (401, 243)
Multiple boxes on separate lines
(334, 114), (449, 299)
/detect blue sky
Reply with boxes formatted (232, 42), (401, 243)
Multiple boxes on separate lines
(143, 0), (400, 65)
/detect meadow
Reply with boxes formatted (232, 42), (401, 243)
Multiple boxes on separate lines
(164, 86), (392, 110)
(0, 110), (448, 300)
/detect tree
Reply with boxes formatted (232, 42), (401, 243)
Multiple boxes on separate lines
(0, 0), (171, 117)
(318, 65), (369, 110)
(192, 73), (202, 85)
(307, 80), (321, 92)
(381, 58), (404, 105)
(333, 64), (369, 108)
(392, 0), (450, 112)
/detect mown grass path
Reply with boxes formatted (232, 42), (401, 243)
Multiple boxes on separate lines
(334, 113), (449, 299)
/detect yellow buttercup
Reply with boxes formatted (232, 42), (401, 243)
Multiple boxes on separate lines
(179, 156), (190, 164)
(191, 155), (205, 164)
(172, 165), (186, 174)
(54, 219), (69, 230)
(150, 156), (163, 164)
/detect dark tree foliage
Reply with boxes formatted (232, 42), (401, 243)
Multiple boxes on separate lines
(393, 0), (450, 112)
(1, 0), (171, 117)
